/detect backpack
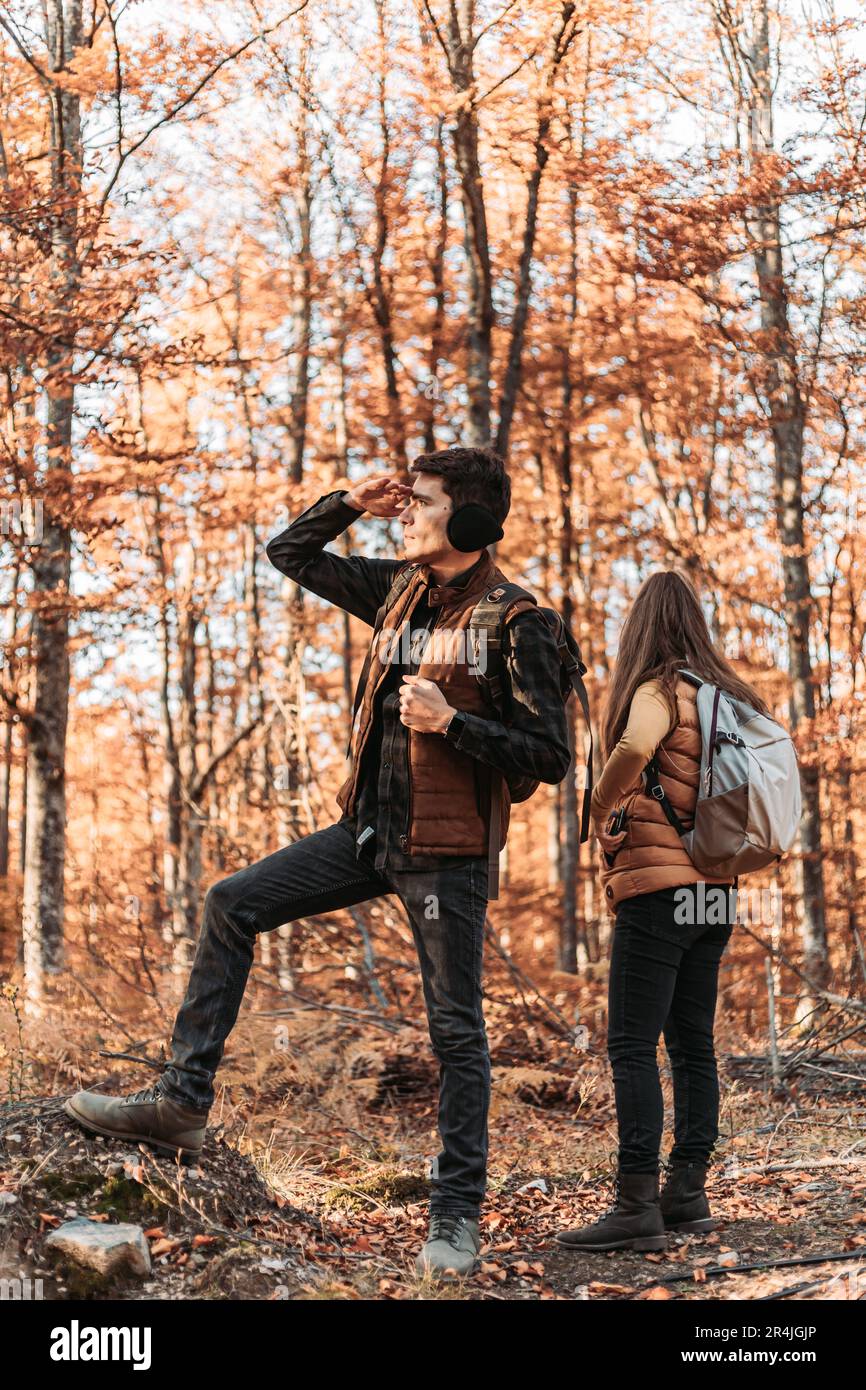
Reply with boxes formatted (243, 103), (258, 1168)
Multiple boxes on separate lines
(371, 566), (593, 898)
(643, 668), (802, 880)
(466, 582), (593, 842)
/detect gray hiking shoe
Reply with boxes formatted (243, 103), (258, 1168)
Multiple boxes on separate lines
(63, 1081), (208, 1161)
(415, 1211), (481, 1279)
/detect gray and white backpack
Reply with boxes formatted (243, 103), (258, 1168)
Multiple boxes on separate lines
(643, 669), (802, 879)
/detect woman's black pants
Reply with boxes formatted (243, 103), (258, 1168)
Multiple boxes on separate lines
(607, 883), (735, 1174)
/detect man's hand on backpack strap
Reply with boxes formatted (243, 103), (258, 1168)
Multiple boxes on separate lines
(398, 675), (455, 733)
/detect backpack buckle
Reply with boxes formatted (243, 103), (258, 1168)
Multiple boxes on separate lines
(487, 587), (505, 600)
(650, 784), (665, 800)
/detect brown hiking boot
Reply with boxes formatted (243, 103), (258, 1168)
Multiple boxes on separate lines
(63, 1081), (208, 1161)
(659, 1161), (715, 1233)
(554, 1171), (667, 1252)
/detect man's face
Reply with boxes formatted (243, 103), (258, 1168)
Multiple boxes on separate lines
(398, 473), (457, 563)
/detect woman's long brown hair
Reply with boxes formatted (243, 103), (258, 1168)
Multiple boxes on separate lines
(600, 571), (772, 760)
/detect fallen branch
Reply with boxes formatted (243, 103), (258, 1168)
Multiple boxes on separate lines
(652, 1249), (866, 1287)
(98, 1046), (166, 1071)
(755, 1274), (853, 1301)
(715, 1156), (866, 1176)
(251, 992), (407, 1033)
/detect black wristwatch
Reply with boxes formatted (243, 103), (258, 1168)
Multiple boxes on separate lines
(444, 709), (468, 741)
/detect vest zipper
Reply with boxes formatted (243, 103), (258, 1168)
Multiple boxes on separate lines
(401, 756), (412, 853)
(401, 599), (445, 853)
(351, 580), (424, 820)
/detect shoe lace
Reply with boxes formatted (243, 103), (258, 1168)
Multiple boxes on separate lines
(122, 1080), (167, 1107)
(591, 1166), (661, 1224)
(590, 1173), (624, 1226)
(99, 1048), (171, 1109)
(430, 1211), (469, 1248)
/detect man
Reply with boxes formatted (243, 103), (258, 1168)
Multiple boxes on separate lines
(64, 446), (571, 1278)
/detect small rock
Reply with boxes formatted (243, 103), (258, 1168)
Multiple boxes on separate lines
(45, 1218), (152, 1278)
(516, 1178), (549, 1195)
(104, 1162), (124, 1177)
(716, 1251), (739, 1268)
(0, 1192), (19, 1206)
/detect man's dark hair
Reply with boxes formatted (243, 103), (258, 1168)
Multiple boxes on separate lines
(409, 446), (511, 526)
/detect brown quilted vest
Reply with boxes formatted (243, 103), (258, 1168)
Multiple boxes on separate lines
(335, 550), (513, 857)
(599, 676), (735, 908)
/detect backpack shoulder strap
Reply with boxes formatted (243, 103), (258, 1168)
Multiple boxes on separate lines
(677, 668), (704, 688)
(532, 607), (593, 842)
(469, 584), (594, 844)
(643, 673), (712, 833)
(546, 613), (593, 842)
(374, 562), (421, 632)
(644, 753), (688, 836)
(468, 581), (538, 710)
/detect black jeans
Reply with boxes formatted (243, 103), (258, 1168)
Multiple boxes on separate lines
(607, 883), (735, 1174)
(160, 819), (490, 1217)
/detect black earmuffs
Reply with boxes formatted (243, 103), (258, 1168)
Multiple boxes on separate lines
(446, 503), (504, 552)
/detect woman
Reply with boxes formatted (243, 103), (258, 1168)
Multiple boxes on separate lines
(556, 570), (772, 1253)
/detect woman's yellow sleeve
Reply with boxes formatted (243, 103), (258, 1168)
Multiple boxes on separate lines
(590, 681), (674, 823)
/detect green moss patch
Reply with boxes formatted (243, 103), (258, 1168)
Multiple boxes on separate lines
(323, 1167), (429, 1213)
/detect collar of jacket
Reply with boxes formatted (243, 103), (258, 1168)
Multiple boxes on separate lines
(413, 548), (496, 608)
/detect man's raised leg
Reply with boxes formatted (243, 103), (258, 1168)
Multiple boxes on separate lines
(64, 821), (389, 1157)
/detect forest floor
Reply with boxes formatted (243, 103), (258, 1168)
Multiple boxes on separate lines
(2, 879), (865, 1301)
(2, 1017), (865, 1301)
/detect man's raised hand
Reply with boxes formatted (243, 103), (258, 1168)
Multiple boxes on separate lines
(344, 474), (413, 517)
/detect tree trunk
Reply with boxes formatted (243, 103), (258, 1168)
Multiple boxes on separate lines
(495, 4), (580, 457)
(0, 559), (20, 878)
(742, 0), (828, 990)
(173, 568), (201, 959)
(21, 0), (84, 1003)
(431, 0), (494, 445)
(422, 111), (449, 453)
(547, 781), (561, 891)
(0, 718), (11, 880)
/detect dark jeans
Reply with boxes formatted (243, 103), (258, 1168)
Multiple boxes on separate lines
(160, 819), (490, 1217)
(607, 883), (735, 1174)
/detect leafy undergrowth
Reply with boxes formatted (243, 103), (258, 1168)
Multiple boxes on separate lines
(3, 1027), (864, 1301)
(2, 886), (865, 1301)
(230, 1021), (866, 1301)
